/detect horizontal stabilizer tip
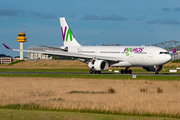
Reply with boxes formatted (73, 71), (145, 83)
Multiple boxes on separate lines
(3, 44), (11, 49)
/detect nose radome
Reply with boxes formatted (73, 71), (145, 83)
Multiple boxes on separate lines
(168, 54), (172, 61)
(166, 54), (172, 63)
(161, 54), (171, 64)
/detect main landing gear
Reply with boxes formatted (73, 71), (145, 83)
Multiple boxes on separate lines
(121, 67), (132, 74)
(89, 68), (101, 74)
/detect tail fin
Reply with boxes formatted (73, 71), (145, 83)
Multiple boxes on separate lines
(60, 17), (81, 47)
(173, 48), (176, 53)
(170, 48), (177, 56)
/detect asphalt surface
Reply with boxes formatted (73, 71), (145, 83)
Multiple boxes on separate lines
(0, 71), (180, 76)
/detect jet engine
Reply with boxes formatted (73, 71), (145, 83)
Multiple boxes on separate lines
(142, 65), (163, 74)
(88, 60), (108, 71)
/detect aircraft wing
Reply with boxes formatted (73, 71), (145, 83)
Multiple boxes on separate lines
(38, 45), (68, 51)
(3, 44), (123, 62)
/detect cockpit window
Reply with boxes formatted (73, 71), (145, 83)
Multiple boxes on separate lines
(159, 52), (169, 54)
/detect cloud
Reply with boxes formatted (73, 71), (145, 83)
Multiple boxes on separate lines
(134, 18), (143, 21)
(0, 7), (18, 16)
(174, 7), (180, 12)
(145, 19), (160, 24)
(160, 19), (180, 24)
(70, 13), (76, 18)
(146, 19), (180, 25)
(101, 32), (106, 34)
(161, 7), (180, 12)
(101, 14), (128, 21)
(82, 14), (100, 20)
(30, 11), (41, 16)
(17, 10), (26, 18)
(149, 30), (154, 33)
(134, 16), (146, 21)
(0, 7), (56, 19)
(161, 8), (171, 11)
(42, 14), (56, 19)
(82, 14), (128, 21)
(70, 15), (75, 18)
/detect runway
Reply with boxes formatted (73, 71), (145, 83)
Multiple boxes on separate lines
(0, 71), (180, 76)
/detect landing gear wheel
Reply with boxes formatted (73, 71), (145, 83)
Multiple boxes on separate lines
(120, 67), (132, 74)
(93, 70), (97, 74)
(90, 69), (93, 74)
(121, 69), (124, 74)
(97, 71), (101, 74)
(129, 69), (132, 74)
(154, 70), (159, 74)
(125, 70), (128, 74)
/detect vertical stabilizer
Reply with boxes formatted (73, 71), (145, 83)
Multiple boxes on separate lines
(173, 48), (176, 53)
(60, 17), (81, 47)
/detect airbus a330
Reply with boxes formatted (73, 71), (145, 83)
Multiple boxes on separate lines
(3, 17), (176, 74)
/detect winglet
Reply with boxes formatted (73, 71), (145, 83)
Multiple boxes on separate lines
(3, 44), (11, 49)
(173, 48), (176, 53)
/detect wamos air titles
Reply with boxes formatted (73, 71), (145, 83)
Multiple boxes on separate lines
(3, 17), (176, 74)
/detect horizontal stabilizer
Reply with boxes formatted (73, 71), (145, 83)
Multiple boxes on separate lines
(3, 44), (11, 49)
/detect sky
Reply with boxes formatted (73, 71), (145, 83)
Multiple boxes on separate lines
(1, 0), (180, 57)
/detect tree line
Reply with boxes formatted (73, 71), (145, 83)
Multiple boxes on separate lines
(0, 54), (12, 57)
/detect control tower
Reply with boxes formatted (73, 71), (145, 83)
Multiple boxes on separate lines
(17, 28), (27, 60)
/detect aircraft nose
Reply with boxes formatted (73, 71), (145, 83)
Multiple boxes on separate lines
(164, 54), (172, 63)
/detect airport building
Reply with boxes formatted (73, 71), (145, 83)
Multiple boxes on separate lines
(27, 45), (63, 60)
(0, 57), (12, 64)
(171, 52), (180, 60)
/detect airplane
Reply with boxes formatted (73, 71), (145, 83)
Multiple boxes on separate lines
(3, 17), (176, 74)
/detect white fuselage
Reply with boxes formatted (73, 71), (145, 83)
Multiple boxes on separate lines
(68, 46), (171, 67)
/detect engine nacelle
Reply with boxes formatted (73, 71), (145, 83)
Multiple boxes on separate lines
(88, 60), (108, 71)
(142, 65), (163, 72)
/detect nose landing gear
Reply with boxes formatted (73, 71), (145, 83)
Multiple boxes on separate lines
(154, 69), (159, 74)
(154, 66), (159, 74)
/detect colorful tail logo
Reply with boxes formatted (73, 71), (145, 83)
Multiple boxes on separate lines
(60, 17), (81, 46)
(61, 26), (73, 42)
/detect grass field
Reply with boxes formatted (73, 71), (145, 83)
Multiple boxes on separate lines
(0, 77), (180, 118)
(0, 68), (89, 73)
(0, 73), (180, 81)
(0, 67), (179, 73)
(0, 59), (180, 69)
(0, 73), (180, 80)
(0, 60), (87, 69)
(0, 60), (180, 119)
(0, 60), (180, 74)
(0, 109), (178, 120)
